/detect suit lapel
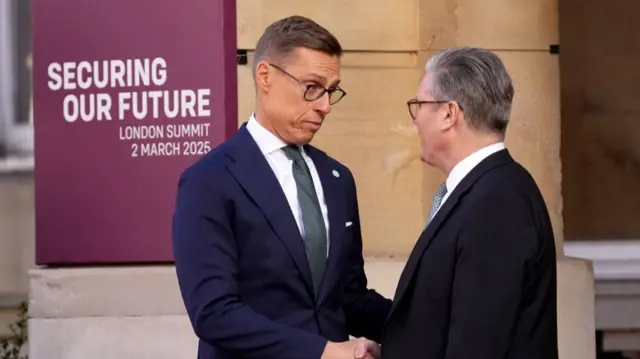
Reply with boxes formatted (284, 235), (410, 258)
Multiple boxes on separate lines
(225, 126), (314, 296)
(385, 185), (462, 320)
(386, 149), (514, 321)
(305, 146), (346, 303)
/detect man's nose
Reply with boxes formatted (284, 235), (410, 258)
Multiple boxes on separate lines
(314, 92), (332, 115)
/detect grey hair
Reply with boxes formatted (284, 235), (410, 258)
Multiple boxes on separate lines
(425, 47), (514, 134)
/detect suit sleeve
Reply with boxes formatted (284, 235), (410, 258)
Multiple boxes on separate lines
(444, 192), (537, 359)
(172, 169), (327, 359)
(341, 171), (392, 342)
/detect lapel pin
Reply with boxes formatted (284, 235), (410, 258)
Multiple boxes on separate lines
(332, 170), (340, 178)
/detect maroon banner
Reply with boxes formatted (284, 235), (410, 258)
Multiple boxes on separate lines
(32, 0), (238, 264)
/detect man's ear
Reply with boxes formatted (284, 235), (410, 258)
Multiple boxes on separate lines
(442, 101), (462, 130)
(255, 60), (271, 93)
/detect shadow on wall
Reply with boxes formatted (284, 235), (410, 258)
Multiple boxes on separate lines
(560, 0), (640, 241)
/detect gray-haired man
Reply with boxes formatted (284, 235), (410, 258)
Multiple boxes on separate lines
(380, 47), (558, 359)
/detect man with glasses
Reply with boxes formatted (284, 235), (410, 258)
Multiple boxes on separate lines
(172, 15), (391, 359)
(380, 47), (558, 359)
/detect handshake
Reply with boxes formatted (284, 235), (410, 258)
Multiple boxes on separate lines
(321, 338), (381, 359)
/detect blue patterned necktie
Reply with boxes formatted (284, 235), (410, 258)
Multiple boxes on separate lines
(426, 182), (448, 226)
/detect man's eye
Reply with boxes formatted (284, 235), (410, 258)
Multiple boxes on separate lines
(306, 85), (323, 93)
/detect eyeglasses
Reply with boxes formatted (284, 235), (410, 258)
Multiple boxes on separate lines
(269, 63), (347, 105)
(407, 98), (458, 120)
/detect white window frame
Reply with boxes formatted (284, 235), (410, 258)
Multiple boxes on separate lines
(0, 0), (33, 163)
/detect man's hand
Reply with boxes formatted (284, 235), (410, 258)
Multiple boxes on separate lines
(354, 337), (381, 359)
(321, 338), (381, 359)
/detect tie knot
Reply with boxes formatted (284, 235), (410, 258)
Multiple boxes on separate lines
(282, 145), (304, 162)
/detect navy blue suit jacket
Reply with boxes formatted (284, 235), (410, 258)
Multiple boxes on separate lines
(172, 125), (392, 359)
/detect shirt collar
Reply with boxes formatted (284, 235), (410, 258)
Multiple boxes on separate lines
(445, 142), (505, 193)
(246, 113), (289, 155)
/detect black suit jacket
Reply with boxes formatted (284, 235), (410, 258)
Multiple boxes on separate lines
(381, 149), (558, 359)
(172, 125), (391, 359)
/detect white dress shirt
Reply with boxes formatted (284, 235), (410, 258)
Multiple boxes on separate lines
(432, 142), (506, 218)
(246, 114), (330, 255)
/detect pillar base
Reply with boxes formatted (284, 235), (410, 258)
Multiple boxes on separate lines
(28, 258), (594, 359)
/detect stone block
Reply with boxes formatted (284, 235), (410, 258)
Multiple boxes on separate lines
(557, 257), (596, 359)
(29, 266), (184, 319)
(237, 0), (418, 51)
(417, 0), (558, 50)
(29, 316), (197, 359)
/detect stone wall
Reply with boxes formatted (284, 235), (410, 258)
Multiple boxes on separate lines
(28, 259), (594, 359)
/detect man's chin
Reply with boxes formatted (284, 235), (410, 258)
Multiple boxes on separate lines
(294, 131), (316, 145)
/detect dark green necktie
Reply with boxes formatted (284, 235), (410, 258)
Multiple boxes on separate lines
(282, 145), (327, 293)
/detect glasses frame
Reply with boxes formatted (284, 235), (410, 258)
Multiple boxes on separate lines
(407, 98), (460, 120)
(269, 63), (346, 105)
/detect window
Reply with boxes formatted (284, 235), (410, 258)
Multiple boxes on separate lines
(0, 0), (33, 162)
